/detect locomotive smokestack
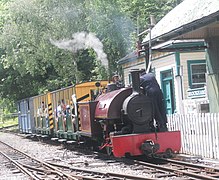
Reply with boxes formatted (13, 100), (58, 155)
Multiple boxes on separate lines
(130, 69), (141, 94)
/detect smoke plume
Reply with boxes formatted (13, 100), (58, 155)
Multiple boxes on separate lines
(50, 32), (108, 68)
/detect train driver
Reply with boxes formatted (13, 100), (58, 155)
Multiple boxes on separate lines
(112, 74), (124, 89)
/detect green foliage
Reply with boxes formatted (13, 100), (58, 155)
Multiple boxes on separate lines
(0, 0), (88, 98)
(84, 0), (135, 76)
(0, 117), (18, 128)
(0, 0), (182, 112)
(117, 0), (184, 34)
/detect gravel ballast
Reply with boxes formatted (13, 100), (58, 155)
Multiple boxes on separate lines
(0, 132), (153, 179)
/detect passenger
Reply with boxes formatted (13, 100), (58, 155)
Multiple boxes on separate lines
(56, 101), (62, 118)
(43, 103), (49, 128)
(37, 102), (45, 117)
(65, 105), (71, 116)
(37, 106), (42, 118)
(37, 102), (47, 128)
(37, 102), (43, 128)
(140, 72), (168, 132)
(61, 100), (68, 130)
(65, 105), (71, 131)
(71, 106), (76, 131)
(57, 100), (68, 130)
(61, 99), (66, 114)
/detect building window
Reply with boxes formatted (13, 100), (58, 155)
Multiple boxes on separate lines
(161, 70), (172, 79)
(187, 60), (206, 89)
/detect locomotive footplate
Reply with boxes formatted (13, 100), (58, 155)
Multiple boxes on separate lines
(110, 131), (181, 157)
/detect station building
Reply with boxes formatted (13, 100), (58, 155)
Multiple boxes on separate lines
(119, 0), (219, 114)
(118, 40), (208, 114)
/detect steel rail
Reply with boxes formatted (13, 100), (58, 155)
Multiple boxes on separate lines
(47, 161), (156, 180)
(160, 157), (219, 172)
(3, 133), (219, 180)
(21, 163), (64, 176)
(0, 140), (78, 180)
(134, 160), (219, 180)
(0, 151), (38, 180)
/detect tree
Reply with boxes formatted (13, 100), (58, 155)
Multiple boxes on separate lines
(84, 0), (135, 76)
(117, 0), (184, 36)
(0, 0), (95, 99)
(0, 0), (182, 110)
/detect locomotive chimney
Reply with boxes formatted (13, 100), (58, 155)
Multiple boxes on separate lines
(130, 69), (141, 94)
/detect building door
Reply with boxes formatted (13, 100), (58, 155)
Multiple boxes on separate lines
(161, 70), (175, 114)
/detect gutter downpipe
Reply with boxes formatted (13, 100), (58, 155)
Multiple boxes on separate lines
(175, 52), (184, 114)
(146, 26), (152, 73)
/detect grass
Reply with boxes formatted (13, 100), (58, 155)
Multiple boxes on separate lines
(0, 118), (18, 128)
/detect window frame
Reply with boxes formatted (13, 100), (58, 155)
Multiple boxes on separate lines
(187, 60), (206, 89)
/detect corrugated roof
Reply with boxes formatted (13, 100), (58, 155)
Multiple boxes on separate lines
(143, 0), (219, 43)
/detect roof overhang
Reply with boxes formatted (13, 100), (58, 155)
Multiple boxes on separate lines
(118, 39), (206, 65)
(152, 39), (207, 52)
(142, 0), (219, 47)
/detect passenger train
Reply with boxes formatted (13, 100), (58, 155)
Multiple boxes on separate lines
(18, 70), (181, 157)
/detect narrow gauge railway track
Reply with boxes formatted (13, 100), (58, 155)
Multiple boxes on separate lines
(2, 132), (219, 179)
(0, 133), (152, 180)
(46, 155), (219, 180)
(55, 143), (219, 180)
(134, 157), (219, 179)
(0, 150), (29, 179)
(46, 161), (155, 180)
(0, 139), (154, 180)
(0, 140), (77, 180)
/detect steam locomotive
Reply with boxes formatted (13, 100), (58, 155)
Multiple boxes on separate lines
(78, 69), (181, 157)
(18, 70), (181, 158)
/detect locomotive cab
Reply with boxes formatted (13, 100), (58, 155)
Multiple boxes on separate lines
(93, 70), (156, 137)
(94, 70), (155, 136)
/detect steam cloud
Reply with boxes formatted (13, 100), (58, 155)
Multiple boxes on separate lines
(50, 32), (108, 68)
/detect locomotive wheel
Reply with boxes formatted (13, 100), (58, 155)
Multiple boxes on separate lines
(106, 147), (113, 156)
(164, 148), (174, 158)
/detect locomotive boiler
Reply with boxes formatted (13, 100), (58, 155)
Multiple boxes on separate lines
(78, 70), (181, 157)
